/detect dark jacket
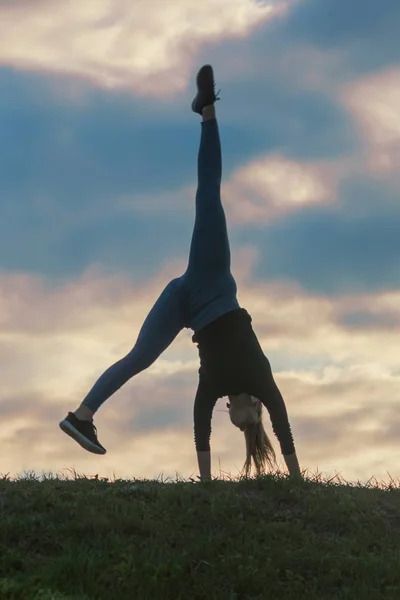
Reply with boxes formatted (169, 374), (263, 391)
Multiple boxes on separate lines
(192, 308), (296, 455)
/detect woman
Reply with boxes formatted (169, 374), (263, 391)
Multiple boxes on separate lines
(60, 65), (301, 481)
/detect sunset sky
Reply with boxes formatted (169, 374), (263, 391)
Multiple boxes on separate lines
(0, 0), (399, 484)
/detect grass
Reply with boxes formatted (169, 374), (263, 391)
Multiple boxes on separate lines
(0, 470), (399, 600)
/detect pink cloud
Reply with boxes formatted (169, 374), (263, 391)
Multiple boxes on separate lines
(343, 68), (400, 176)
(0, 259), (399, 483)
(0, 0), (284, 96)
(223, 154), (340, 225)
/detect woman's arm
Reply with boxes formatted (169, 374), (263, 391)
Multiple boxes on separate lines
(193, 380), (218, 481)
(259, 368), (301, 478)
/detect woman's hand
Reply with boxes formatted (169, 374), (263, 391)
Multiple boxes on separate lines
(197, 450), (212, 481)
(283, 452), (302, 479)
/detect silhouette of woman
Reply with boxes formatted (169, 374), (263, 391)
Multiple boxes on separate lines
(60, 65), (301, 481)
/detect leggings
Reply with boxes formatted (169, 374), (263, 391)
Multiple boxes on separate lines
(83, 118), (239, 412)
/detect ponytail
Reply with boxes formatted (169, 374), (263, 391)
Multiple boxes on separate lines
(242, 406), (276, 477)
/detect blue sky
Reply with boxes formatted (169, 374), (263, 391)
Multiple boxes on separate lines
(0, 0), (399, 483)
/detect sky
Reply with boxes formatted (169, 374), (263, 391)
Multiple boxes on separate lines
(0, 0), (399, 484)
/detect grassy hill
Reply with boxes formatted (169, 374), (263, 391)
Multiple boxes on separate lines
(0, 471), (399, 600)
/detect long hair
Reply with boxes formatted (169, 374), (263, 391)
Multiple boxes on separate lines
(242, 401), (276, 477)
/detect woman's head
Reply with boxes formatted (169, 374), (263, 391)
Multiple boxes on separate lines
(227, 393), (276, 477)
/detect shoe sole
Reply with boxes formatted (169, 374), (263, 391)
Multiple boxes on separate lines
(59, 419), (106, 455)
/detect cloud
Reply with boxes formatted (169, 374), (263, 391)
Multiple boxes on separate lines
(0, 0), (284, 95)
(336, 310), (400, 332)
(237, 275), (400, 372)
(279, 367), (400, 482)
(0, 261), (399, 482)
(343, 68), (400, 176)
(239, 177), (400, 296)
(223, 154), (339, 225)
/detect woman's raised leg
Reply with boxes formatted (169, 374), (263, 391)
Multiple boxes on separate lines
(184, 66), (239, 331)
(186, 104), (231, 280)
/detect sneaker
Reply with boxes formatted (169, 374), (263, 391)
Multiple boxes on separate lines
(191, 64), (220, 115)
(59, 412), (106, 455)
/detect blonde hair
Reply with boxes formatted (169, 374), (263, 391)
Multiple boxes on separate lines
(242, 402), (276, 477)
